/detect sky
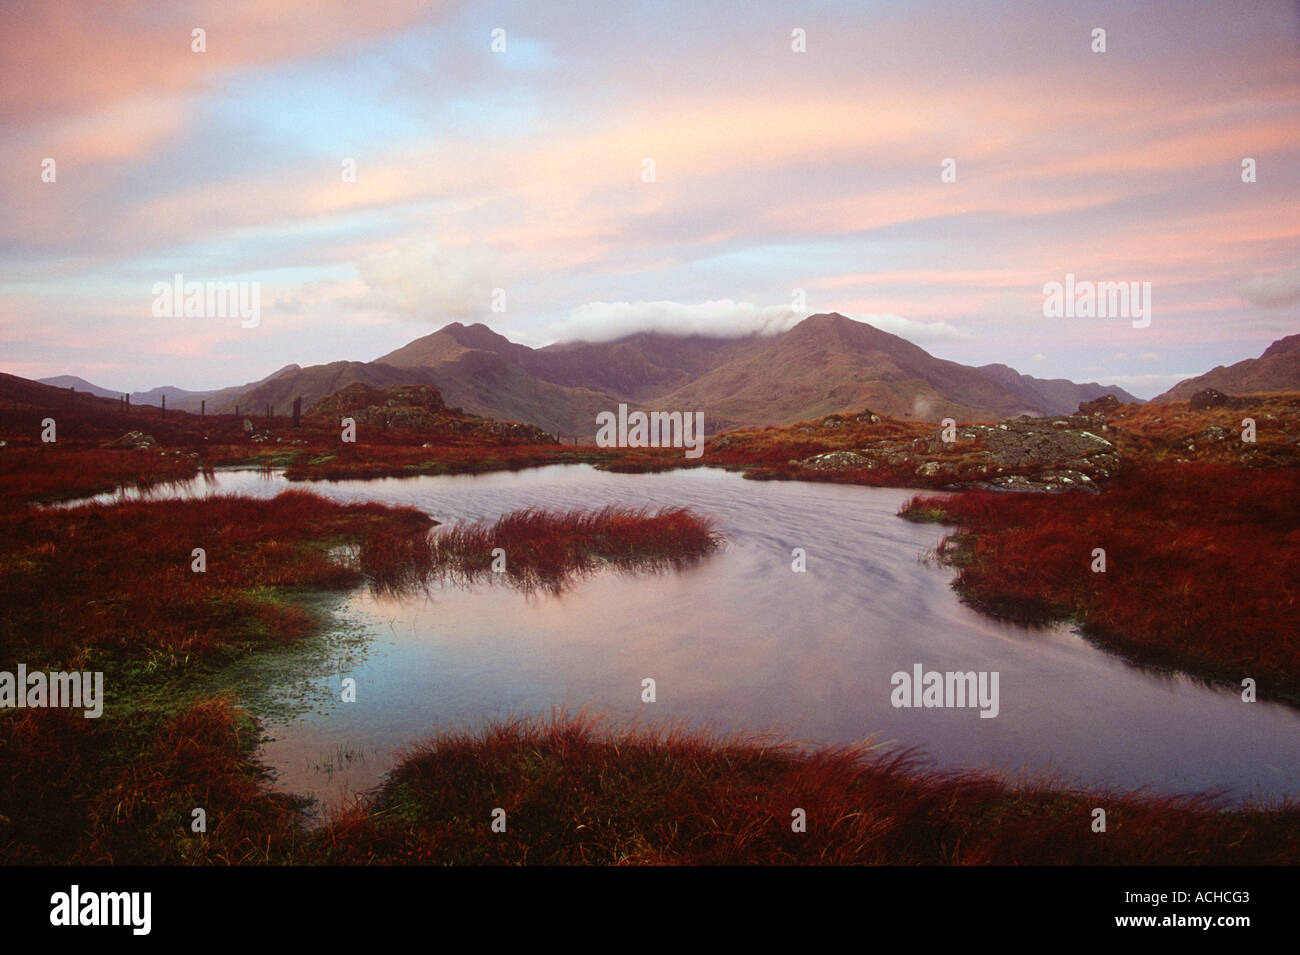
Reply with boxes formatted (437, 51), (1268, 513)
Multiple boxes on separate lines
(1, 0), (1297, 398)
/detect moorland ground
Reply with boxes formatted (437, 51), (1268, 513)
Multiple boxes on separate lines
(1, 383), (1297, 865)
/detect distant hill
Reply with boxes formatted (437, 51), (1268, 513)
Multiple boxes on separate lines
(375, 326), (621, 434)
(976, 364), (1142, 416)
(0, 370), (157, 441)
(37, 375), (124, 399)
(5, 372), (120, 410)
(1154, 333), (1300, 402)
(40, 366), (303, 412)
(37, 313), (1145, 436)
(39, 374), (213, 408)
(380, 322), (765, 402)
(374, 313), (1140, 432)
(203, 361), (432, 417)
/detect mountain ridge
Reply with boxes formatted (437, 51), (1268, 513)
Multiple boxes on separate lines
(1154, 332), (1300, 401)
(36, 313), (1148, 434)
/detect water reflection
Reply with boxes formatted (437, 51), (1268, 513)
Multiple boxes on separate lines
(53, 464), (1300, 816)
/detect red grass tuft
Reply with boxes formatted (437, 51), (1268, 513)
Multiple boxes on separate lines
(901, 463), (1300, 696)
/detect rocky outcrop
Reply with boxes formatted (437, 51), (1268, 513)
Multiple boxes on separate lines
(308, 382), (444, 422)
(104, 431), (158, 449)
(796, 414), (1121, 491)
(306, 382), (556, 444)
(1187, 388), (1255, 412)
(1077, 394), (1121, 416)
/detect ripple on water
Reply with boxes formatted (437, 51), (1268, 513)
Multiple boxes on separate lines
(90, 464), (1300, 818)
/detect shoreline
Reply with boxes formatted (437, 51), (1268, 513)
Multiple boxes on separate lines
(2, 396), (1298, 864)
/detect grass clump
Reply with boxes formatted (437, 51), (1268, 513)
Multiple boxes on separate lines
(310, 712), (1300, 866)
(900, 463), (1300, 699)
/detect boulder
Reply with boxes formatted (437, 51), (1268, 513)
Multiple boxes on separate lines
(105, 431), (158, 449)
(1077, 394), (1121, 416)
(1188, 388), (1252, 411)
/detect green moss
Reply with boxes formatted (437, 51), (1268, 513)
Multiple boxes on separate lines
(899, 505), (953, 524)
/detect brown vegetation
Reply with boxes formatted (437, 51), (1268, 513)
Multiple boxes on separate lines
(901, 463), (1300, 698)
(317, 714), (1300, 865)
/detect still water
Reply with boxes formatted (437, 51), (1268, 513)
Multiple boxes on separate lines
(79, 465), (1300, 815)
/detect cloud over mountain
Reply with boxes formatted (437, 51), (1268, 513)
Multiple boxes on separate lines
(545, 300), (970, 346)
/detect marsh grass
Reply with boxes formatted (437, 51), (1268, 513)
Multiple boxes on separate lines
(308, 711), (1300, 866)
(900, 463), (1300, 699)
(417, 505), (724, 594)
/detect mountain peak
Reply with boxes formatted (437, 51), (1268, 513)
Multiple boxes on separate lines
(1154, 330), (1300, 401)
(794, 312), (899, 338)
(160, 306), (1179, 433)
(800, 311), (855, 327)
(789, 312), (861, 338)
(785, 312), (914, 352)
(264, 363), (301, 382)
(1261, 333), (1300, 359)
(436, 321), (515, 349)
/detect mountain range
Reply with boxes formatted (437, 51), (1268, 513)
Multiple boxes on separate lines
(1153, 332), (1300, 402)
(41, 313), (1155, 435)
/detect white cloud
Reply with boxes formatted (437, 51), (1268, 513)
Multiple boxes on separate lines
(552, 300), (798, 341)
(842, 312), (973, 343)
(1031, 352), (1046, 362)
(545, 299), (970, 345)
(1238, 264), (1300, 308)
(357, 240), (498, 320)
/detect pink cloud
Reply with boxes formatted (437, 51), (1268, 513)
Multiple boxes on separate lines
(0, 0), (442, 122)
